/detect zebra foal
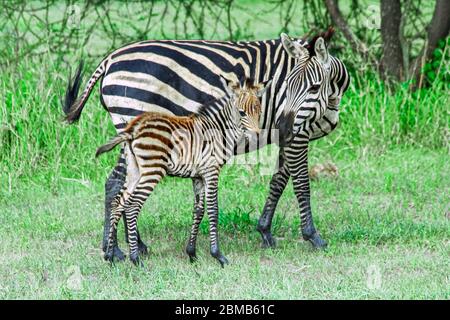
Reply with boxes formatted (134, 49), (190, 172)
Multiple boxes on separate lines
(96, 78), (270, 266)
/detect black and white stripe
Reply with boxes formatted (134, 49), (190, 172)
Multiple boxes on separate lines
(96, 79), (264, 266)
(63, 29), (350, 257)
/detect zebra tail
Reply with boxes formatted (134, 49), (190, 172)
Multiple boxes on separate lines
(63, 59), (107, 124)
(95, 132), (132, 158)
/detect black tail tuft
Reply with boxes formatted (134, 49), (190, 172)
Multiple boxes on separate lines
(95, 134), (129, 158)
(95, 143), (114, 158)
(62, 60), (84, 123)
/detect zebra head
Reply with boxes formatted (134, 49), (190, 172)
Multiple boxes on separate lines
(220, 77), (272, 134)
(277, 32), (333, 145)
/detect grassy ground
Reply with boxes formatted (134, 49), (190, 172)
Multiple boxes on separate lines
(0, 0), (449, 300)
(1, 146), (448, 299)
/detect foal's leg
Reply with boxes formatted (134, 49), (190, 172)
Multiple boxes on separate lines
(102, 148), (148, 259)
(123, 146), (148, 255)
(124, 213), (148, 255)
(186, 177), (205, 262)
(124, 171), (166, 266)
(104, 146), (140, 263)
(204, 172), (228, 267)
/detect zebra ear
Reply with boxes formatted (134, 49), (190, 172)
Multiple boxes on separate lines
(280, 33), (309, 60)
(314, 37), (330, 65)
(219, 75), (239, 97)
(255, 79), (272, 97)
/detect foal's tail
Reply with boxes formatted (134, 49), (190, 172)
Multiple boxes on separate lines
(95, 132), (133, 158)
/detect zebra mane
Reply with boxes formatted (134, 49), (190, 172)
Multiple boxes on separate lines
(195, 93), (230, 117)
(242, 77), (258, 90)
(195, 77), (258, 117)
(303, 26), (335, 57)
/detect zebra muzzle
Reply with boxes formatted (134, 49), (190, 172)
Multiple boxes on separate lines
(276, 112), (295, 147)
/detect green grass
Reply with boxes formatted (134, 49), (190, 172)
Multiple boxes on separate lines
(1, 57), (448, 188)
(1, 44), (449, 301)
(0, 147), (448, 299)
(0, 0), (449, 300)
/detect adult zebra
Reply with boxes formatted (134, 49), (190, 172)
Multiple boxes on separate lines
(63, 28), (350, 260)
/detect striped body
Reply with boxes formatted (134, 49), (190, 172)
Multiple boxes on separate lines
(73, 39), (347, 138)
(101, 39), (280, 131)
(63, 29), (350, 258)
(97, 81), (265, 266)
(258, 31), (344, 248)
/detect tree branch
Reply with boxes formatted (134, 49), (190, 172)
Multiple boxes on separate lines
(410, 0), (450, 85)
(380, 0), (404, 81)
(324, 0), (369, 58)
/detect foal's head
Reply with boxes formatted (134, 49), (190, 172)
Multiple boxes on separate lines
(221, 77), (272, 134)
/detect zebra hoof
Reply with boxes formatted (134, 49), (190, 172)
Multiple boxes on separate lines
(189, 255), (198, 263)
(216, 255), (229, 268)
(104, 252), (115, 265)
(186, 244), (198, 263)
(130, 254), (143, 267)
(306, 233), (327, 249)
(211, 253), (229, 268)
(102, 243), (126, 261)
(211, 246), (229, 267)
(138, 242), (148, 256)
(104, 246), (126, 264)
(257, 228), (277, 249)
(112, 246), (126, 261)
(261, 234), (277, 249)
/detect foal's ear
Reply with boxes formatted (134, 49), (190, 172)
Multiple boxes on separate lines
(219, 75), (240, 97)
(280, 33), (309, 60)
(255, 79), (272, 97)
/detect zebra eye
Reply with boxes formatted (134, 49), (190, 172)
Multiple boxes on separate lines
(309, 84), (320, 93)
(239, 110), (247, 117)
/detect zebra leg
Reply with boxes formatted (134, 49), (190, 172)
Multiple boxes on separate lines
(124, 173), (164, 266)
(257, 152), (290, 248)
(123, 201), (144, 267)
(123, 214), (148, 256)
(285, 138), (327, 249)
(186, 178), (205, 262)
(204, 174), (229, 267)
(103, 160), (127, 261)
(122, 147), (149, 255)
(102, 148), (148, 259)
(104, 196), (124, 263)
